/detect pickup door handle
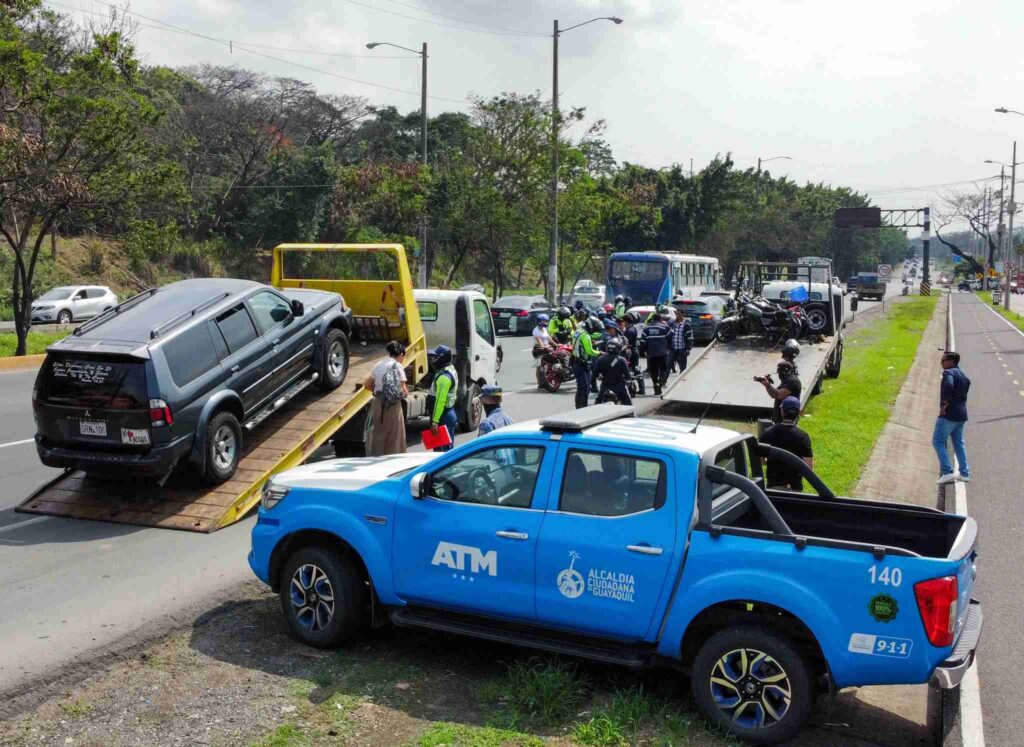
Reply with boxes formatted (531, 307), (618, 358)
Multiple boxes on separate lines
(230, 365), (240, 373)
(496, 530), (529, 540)
(627, 544), (663, 556)
(271, 338), (280, 346)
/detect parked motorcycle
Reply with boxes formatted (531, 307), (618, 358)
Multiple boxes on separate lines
(716, 292), (802, 342)
(535, 343), (574, 392)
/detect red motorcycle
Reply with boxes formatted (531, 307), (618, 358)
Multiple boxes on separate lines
(535, 343), (574, 392)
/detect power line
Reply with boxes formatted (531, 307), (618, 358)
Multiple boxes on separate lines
(377, 0), (541, 36)
(339, 0), (545, 37)
(49, 1), (467, 103)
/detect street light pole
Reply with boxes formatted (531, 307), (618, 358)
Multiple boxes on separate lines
(548, 19), (559, 305)
(1006, 141), (1017, 310)
(368, 41), (429, 287)
(754, 155), (792, 202)
(547, 16), (623, 305)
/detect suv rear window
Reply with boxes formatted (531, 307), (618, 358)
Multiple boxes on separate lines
(40, 355), (148, 409)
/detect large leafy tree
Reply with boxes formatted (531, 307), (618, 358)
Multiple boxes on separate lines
(0, 1), (168, 354)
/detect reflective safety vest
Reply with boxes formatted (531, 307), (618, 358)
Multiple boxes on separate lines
(431, 364), (458, 409)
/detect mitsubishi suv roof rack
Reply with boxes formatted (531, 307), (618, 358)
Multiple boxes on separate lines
(73, 287), (159, 337)
(540, 404), (635, 433)
(150, 292), (231, 339)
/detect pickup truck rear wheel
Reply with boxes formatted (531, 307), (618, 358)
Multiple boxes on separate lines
(317, 329), (349, 391)
(691, 626), (813, 745)
(280, 546), (367, 648)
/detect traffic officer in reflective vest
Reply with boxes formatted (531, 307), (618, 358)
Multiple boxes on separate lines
(427, 345), (459, 451)
(572, 317), (602, 409)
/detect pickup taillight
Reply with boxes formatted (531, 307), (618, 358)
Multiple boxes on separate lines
(149, 398), (173, 427)
(915, 576), (958, 647)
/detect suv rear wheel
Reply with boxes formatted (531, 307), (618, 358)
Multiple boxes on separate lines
(280, 545), (367, 648)
(691, 626), (813, 744)
(203, 411), (242, 484)
(317, 329), (349, 391)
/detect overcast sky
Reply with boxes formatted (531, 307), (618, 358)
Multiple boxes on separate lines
(59, 1), (1024, 234)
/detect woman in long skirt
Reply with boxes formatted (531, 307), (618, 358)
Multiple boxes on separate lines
(364, 341), (408, 456)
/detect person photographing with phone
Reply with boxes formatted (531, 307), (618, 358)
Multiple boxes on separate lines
(755, 359), (802, 425)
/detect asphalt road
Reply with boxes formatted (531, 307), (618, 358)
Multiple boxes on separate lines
(0, 280), (907, 699)
(949, 291), (1024, 745)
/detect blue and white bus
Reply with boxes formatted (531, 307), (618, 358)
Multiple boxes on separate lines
(605, 252), (722, 306)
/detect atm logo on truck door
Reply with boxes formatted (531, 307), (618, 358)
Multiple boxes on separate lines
(431, 541), (498, 577)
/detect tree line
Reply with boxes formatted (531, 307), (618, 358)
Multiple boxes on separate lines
(1, 1), (907, 354)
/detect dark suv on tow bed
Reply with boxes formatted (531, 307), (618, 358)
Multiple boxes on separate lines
(33, 278), (352, 485)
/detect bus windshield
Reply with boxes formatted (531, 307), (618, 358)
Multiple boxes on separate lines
(609, 259), (666, 282)
(607, 257), (668, 306)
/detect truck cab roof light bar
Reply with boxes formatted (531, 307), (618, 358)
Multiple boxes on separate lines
(539, 404), (635, 433)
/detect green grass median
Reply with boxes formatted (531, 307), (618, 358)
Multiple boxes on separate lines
(0, 330), (67, 357)
(801, 296), (938, 494)
(978, 290), (1024, 331)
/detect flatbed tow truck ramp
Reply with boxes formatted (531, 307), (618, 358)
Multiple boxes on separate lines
(662, 260), (844, 414)
(17, 244), (426, 533)
(661, 333), (840, 413)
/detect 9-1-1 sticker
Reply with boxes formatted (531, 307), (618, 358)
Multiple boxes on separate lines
(848, 633), (913, 659)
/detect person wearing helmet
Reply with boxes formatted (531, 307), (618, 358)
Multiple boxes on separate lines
(600, 316), (624, 349)
(640, 310), (672, 394)
(532, 314), (553, 358)
(603, 302), (615, 316)
(571, 316), (601, 409)
(613, 294), (627, 319)
(622, 311), (641, 371)
(549, 306), (575, 344)
(781, 338), (801, 376)
(594, 336), (633, 405)
(754, 359), (803, 425)
(645, 304), (671, 325)
(427, 345), (459, 451)
(574, 308), (589, 324)
(760, 396), (813, 490)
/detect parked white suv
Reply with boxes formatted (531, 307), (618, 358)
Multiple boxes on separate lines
(31, 285), (118, 325)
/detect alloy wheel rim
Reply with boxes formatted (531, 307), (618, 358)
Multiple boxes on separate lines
(289, 563), (335, 632)
(709, 647), (792, 730)
(328, 341), (345, 378)
(212, 425), (236, 470)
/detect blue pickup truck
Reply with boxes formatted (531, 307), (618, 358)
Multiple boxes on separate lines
(249, 405), (982, 744)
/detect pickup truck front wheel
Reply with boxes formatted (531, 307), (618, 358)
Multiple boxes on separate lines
(280, 546), (367, 648)
(691, 627), (813, 745)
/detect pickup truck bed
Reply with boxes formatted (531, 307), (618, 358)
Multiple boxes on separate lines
(717, 490), (972, 559)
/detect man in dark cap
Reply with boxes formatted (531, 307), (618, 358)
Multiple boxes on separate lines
(755, 359), (803, 424)
(478, 385), (513, 436)
(760, 396), (814, 491)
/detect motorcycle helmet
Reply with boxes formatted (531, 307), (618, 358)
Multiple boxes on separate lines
(575, 309), (589, 322)
(603, 317), (619, 330)
(428, 344), (453, 369)
(573, 300), (585, 311)
(537, 313), (550, 325)
(558, 306), (571, 320)
(657, 304), (670, 315)
(624, 296), (633, 307)
(782, 338), (800, 359)
(586, 316), (603, 333)
(603, 302), (615, 313)
(614, 294), (625, 303)
(625, 311), (641, 324)
(605, 339), (622, 355)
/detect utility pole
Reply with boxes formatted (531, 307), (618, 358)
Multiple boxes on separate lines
(922, 207), (931, 290)
(547, 20), (560, 305)
(419, 42), (428, 289)
(1005, 141), (1017, 310)
(997, 167), (1006, 294)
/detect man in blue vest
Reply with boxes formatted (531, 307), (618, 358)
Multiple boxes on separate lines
(640, 311), (672, 395)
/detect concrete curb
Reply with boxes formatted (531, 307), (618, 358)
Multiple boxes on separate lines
(0, 354), (45, 372)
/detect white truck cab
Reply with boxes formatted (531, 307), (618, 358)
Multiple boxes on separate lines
(411, 289), (499, 431)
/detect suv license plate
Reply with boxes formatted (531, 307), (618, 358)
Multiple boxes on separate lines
(121, 428), (151, 446)
(79, 420), (107, 437)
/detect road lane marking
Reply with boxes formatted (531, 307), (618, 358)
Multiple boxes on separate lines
(0, 438), (33, 449)
(0, 516), (49, 535)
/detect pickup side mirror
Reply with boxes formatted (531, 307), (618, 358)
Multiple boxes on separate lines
(410, 472), (429, 500)
(290, 299), (305, 317)
(849, 296), (859, 311)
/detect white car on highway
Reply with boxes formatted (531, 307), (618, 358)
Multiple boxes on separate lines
(30, 285), (118, 325)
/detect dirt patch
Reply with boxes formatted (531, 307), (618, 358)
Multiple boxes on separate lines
(0, 582), (732, 747)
